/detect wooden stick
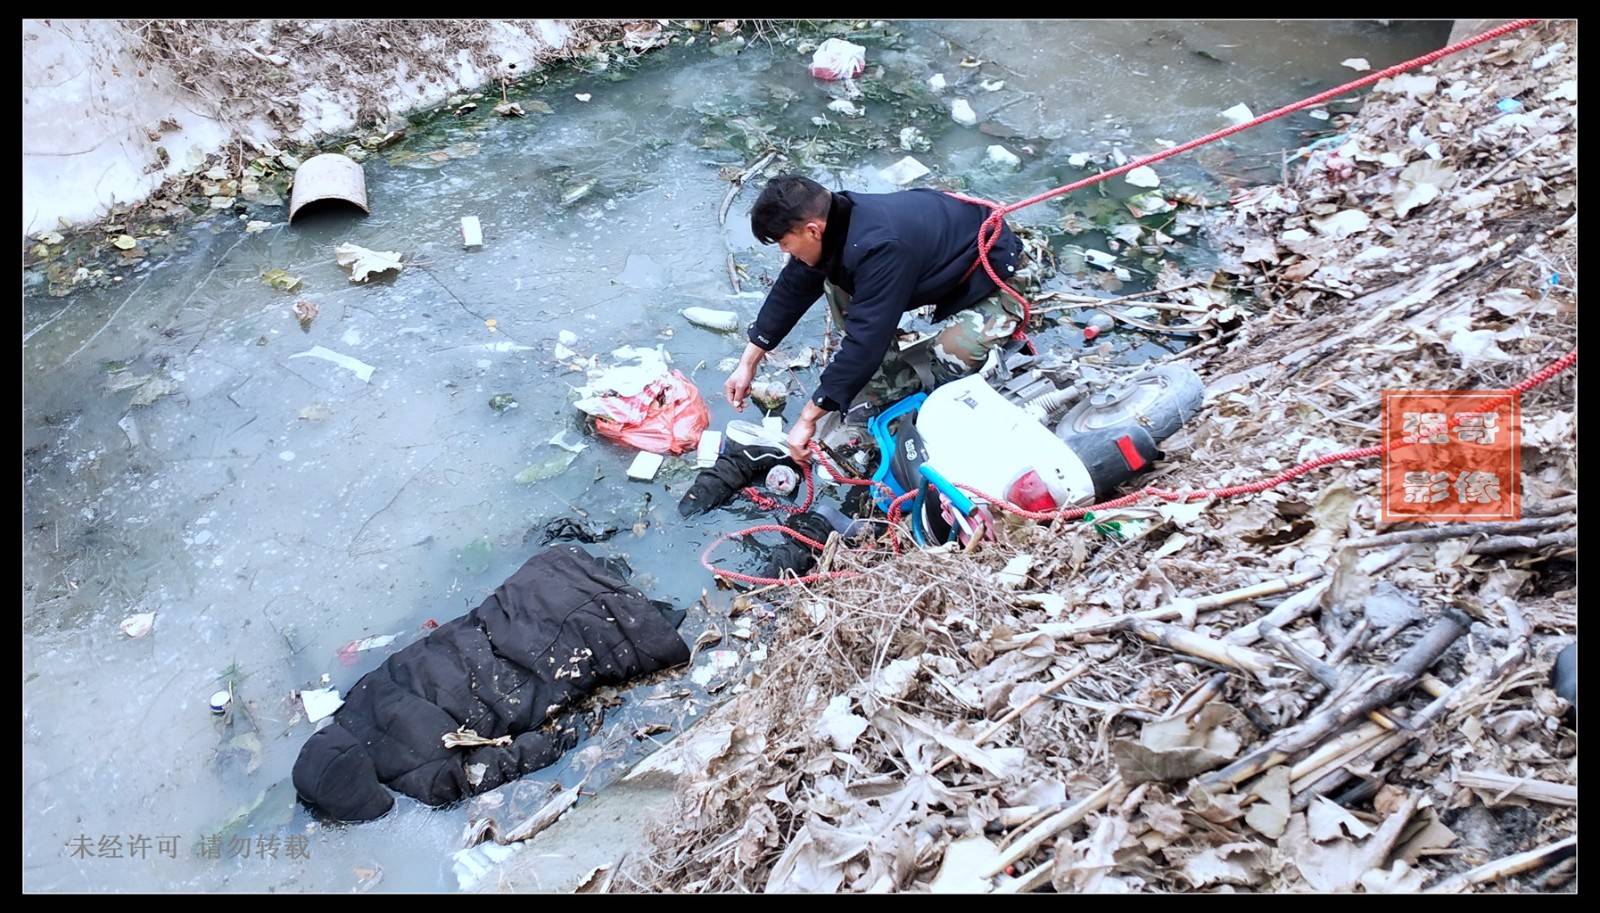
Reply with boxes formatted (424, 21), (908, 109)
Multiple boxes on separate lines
(1025, 570), (1325, 643)
(1520, 495), (1577, 518)
(1423, 835), (1576, 893)
(929, 661), (1092, 775)
(1035, 280), (1206, 308)
(1292, 617), (1529, 809)
(1225, 579), (1331, 647)
(1471, 530), (1576, 555)
(725, 252), (741, 294)
(1256, 622), (1344, 689)
(717, 149), (778, 227)
(1347, 515), (1572, 549)
(1124, 618), (1277, 677)
(1530, 856), (1577, 891)
(1289, 721), (1391, 787)
(1200, 610), (1469, 791)
(984, 778), (1120, 879)
(1159, 329), (1237, 364)
(1464, 126), (1567, 192)
(1171, 672), (1229, 722)
(1455, 770), (1577, 807)
(1349, 793), (1423, 888)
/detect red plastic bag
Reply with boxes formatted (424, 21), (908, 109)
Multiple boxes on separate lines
(593, 369), (710, 455)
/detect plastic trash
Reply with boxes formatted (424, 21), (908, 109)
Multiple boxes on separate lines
(810, 38), (866, 81)
(880, 156), (931, 186)
(301, 687), (344, 723)
(337, 633), (400, 667)
(681, 307), (741, 332)
(696, 430), (723, 468)
(827, 98), (862, 117)
(209, 690), (233, 715)
(750, 379), (789, 411)
(1124, 166), (1160, 188)
(460, 216), (483, 248)
(928, 73), (947, 90)
(1082, 311), (1116, 340)
(119, 612), (155, 638)
(1219, 103), (1255, 126)
(985, 145), (1021, 169)
(589, 369), (709, 455)
(951, 99), (978, 127)
(627, 451), (666, 481)
(289, 345), (375, 382)
(1496, 97), (1524, 113)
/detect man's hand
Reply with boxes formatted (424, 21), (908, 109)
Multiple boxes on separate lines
(723, 342), (768, 411)
(785, 401), (828, 463)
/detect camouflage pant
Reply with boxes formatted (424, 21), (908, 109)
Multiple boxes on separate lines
(824, 280), (1026, 411)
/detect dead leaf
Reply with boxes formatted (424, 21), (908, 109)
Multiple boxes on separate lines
(1244, 766), (1292, 839)
(292, 299), (318, 331)
(1240, 237), (1280, 264)
(1480, 289), (1538, 317)
(1394, 808), (1457, 864)
(1179, 841), (1269, 888)
(494, 101), (526, 117)
(815, 695), (869, 751)
(262, 268), (302, 292)
(497, 782), (581, 843)
(112, 234), (137, 250)
(1282, 811), (1368, 891)
(1360, 859), (1429, 893)
(1187, 783), (1247, 823)
(1054, 813), (1131, 892)
(1306, 795), (1374, 842)
(334, 243), (404, 283)
(930, 834), (1005, 893)
(118, 612), (156, 638)
(129, 376), (179, 406)
(1111, 740), (1232, 784)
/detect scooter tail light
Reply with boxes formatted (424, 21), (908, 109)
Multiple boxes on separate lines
(1006, 470), (1058, 512)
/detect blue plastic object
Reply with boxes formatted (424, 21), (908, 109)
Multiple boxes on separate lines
(867, 393), (928, 512)
(918, 464), (977, 517)
(1497, 97), (1524, 113)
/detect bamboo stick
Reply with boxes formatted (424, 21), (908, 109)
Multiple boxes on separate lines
(1455, 770), (1577, 807)
(1423, 835), (1576, 893)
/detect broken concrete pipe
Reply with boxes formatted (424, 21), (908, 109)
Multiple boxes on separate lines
(288, 153), (370, 222)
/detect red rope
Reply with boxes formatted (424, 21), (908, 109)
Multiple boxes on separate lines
(702, 20), (1558, 588)
(961, 19), (1538, 350)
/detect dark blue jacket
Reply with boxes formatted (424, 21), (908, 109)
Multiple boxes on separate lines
(747, 189), (1023, 411)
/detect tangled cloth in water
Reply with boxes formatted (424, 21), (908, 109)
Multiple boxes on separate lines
(678, 443), (798, 517)
(760, 510), (836, 580)
(291, 545), (689, 822)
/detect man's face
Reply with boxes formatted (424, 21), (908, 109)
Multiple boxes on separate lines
(777, 218), (826, 267)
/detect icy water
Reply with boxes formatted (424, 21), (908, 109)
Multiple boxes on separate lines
(22, 20), (1451, 892)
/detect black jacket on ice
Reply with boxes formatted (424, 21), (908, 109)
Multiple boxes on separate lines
(292, 545), (689, 822)
(747, 189), (1023, 411)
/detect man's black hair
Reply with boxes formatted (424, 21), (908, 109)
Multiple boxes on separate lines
(750, 175), (832, 245)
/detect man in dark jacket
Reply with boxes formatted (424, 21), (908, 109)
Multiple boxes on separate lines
(292, 545), (689, 822)
(723, 175), (1027, 461)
